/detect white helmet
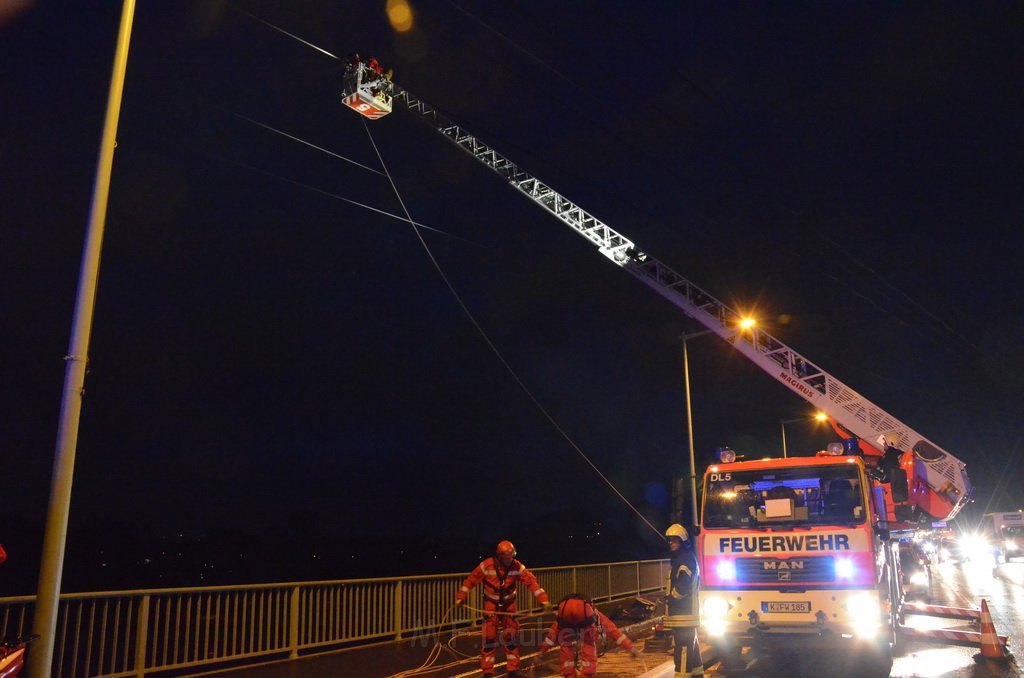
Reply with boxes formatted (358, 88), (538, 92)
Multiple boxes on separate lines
(665, 524), (689, 541)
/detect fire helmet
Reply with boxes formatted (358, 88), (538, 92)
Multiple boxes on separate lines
(496, 540), (517, 559)
(665, 524), (689, 542)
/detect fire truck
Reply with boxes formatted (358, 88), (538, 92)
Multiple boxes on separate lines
(700, 447), (903, 671)
(342, 61), (978, 671)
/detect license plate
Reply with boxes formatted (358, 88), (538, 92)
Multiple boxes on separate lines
(763, 601), (810, 613)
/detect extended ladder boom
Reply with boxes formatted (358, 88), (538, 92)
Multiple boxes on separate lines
(379, 83), (970, 520)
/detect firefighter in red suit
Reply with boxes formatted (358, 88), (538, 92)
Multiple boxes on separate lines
(455, 540), (551, 677)
(540, 594), (642, 677)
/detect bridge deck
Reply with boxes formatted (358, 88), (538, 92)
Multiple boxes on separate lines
(192, 602), (680, 678)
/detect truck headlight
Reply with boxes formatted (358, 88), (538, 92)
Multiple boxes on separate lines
(702, 596), (730, 620)
(846, 593), (881, 638)
(701, 596), (730, 637)
(1005, 539), (1018, 552)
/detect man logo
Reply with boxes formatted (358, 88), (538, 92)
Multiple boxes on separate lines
(763, 559), (804, 581)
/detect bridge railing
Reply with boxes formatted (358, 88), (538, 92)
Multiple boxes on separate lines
(0, 558), (668, 677)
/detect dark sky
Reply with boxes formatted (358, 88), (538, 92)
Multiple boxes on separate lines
(3, 2), (1023, 594)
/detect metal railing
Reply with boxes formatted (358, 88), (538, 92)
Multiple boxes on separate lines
(1, 559), (668, 677)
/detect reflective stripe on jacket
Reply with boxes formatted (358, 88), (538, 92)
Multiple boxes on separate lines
(456, 557), (548, 607)
(666, 546), (700, 624)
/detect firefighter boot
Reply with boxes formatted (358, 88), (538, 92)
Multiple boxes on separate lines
(687, 630), (704, 676)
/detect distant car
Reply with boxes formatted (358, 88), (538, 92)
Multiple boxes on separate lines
(936, 532), (995, 565)
(935, 536), (961, 563)
(899, 543), (932, 601)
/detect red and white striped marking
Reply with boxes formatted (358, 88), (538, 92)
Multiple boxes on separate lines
(903, 601), (981, 620)
(341, 92), (390, 119)
(898, 625), (1007, 649)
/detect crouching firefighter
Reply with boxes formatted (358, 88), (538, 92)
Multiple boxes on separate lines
(666, 523), (704, 677)
(454, 540), (551, 677)
(540, 594), (642, 677)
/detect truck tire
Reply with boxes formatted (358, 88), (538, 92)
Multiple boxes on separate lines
(863, 638), (893, 678)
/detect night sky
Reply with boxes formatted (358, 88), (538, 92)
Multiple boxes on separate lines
(2, 2), (1022, 595)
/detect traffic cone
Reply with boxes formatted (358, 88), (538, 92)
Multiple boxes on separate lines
(973, 599), (1011, 663)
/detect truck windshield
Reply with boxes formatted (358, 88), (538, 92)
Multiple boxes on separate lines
(703, 464), (865, 528)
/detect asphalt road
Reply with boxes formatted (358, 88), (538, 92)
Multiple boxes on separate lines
(689, 560), (1024, 678)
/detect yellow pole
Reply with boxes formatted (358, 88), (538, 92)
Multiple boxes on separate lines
(683, 338), (699, 528)
(31, 1), (136, 674)
(681, 330), (713, 528)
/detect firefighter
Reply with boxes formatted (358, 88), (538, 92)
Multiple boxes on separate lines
(454, 540), (551, 677)
(540, 593), (642, 677)
(665, 523), (703, 677)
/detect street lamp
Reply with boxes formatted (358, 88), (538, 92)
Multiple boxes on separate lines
(779, 411), (828, 458)
(680, 330), (714, 528)
(32, 4), (137, 676)
(679, 317), (758, 528)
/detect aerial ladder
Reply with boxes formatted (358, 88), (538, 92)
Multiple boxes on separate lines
(341, 62), (972, 527)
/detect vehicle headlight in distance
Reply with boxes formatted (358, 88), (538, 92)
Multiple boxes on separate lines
(959, 533), (990, 554)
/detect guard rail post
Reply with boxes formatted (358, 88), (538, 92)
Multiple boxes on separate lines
(393, 580), (404, 641)
(134, 594), (150, 677)
(288, 586), (300, 659)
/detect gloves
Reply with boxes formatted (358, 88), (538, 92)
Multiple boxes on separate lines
(629, 647), (643, 659)
(454, 598), (465, 609)
(541, 600), (554, 613)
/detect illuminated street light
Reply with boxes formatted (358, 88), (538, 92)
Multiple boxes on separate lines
(677, 317), (757, 527)
(779, 411), (828, 458)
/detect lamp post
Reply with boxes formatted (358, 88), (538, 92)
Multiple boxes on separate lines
(779, 412), (828, 458)
(678, 317), (757, 528)
(680, 329), (714, 528)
